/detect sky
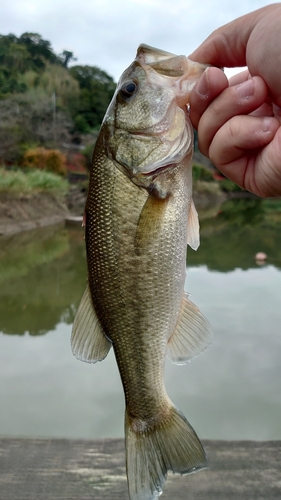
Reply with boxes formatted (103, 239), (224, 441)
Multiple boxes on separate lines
(0, 0), (275, 82)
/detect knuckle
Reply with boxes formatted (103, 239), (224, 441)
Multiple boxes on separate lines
(226, 117), (240, 140)
(197, 123), (211, 157)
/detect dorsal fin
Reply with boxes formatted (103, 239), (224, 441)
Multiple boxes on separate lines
(71, 284), (112, 363)
(167, 293), (213, 364)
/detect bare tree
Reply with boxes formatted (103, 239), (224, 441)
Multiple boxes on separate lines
(0, 92), (73, 164)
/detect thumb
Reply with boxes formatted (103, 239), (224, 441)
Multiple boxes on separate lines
(188, 6), (267, 68)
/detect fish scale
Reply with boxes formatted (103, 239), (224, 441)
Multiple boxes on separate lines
(71, 44), (213, 500)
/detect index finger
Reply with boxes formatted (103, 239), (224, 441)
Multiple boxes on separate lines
(189, 67), (228, 130)
(229, 69), (250, 86)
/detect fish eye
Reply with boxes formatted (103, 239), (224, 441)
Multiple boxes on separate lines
(119, 80), (138, 100)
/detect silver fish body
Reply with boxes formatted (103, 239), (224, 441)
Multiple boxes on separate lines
(72, 44), (212, 500)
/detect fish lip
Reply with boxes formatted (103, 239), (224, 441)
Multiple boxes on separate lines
(141, 162), (177, 177)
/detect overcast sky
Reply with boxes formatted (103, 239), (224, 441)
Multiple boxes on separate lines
(0, 0), (274, 82)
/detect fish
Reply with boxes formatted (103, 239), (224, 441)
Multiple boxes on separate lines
(71, 44), (213, 500)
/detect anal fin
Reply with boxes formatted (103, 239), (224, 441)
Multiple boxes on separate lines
(167, 293), (213, 364)
(71, 284), (112, 363)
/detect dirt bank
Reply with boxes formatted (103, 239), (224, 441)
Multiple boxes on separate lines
(0, 184), (226, 237)
(0, 192), (69, 236)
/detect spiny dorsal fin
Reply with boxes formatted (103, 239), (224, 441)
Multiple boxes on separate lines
(71, 284), (112, 363)
(167, 293), (213, 364)
(187, 198), (200, 250)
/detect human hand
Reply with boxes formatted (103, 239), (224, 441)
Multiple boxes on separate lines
(188, 4), (281, 197)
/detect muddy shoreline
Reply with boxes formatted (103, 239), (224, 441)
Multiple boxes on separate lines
(0, 185), (87, 236)
(0, 186), (228, 237)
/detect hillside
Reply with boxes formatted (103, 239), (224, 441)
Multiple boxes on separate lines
(0, 32), (116, 166)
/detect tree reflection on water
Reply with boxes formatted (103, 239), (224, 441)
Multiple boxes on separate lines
(1, 198), (281, 336)
(188, 198), (281, 272)
(1, 199), (281, 441)
(0, 223), (86, 336)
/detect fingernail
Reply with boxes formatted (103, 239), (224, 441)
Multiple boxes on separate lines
(261, 117), (276, 134)
(236, 79), (254, 98)
(196, 68), (209, 97)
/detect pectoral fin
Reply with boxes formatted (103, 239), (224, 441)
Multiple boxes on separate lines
(135, 194), (169, 254)
(187, 199), (200, 250)
(71, 284), (112, 363)
(167, 293), (213, 364)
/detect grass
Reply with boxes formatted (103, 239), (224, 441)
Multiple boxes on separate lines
(0, 167), (69, 195)
(262, 198), (281, 213)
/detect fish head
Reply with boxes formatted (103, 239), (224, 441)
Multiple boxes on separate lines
(103, 44), (207, 197)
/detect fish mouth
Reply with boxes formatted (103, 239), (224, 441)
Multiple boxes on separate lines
(142, 162), (177, 177)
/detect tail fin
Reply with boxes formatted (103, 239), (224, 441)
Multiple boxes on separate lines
(125, 405), (207, 500)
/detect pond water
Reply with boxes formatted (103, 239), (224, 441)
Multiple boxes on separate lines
(0, 198), (281, 441)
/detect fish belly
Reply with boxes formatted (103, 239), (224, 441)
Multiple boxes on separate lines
(86, 139), (189, 413)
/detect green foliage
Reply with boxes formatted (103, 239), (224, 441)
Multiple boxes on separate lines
(18, 63), (80, 107)
(261, 198), (281, 213)
(217, 198), (263, 227)
(0, 167), (68, 193)
(82, 132), (99, 169)
(0, 35), (30, 84)
(22, 147), (67, 176)
(193, 129), (199, 150)
(0, 31), (116, 159)
(0, 69), (27, 96)
(0, 225), (86, 335)
(69, 65), (116, 131)
(220, 178), (244, 192)
(188, 199), (281, 272)
(0, 225), (70, 292)
(19, 32), (59, 67)
(59, 50), (77, 68)
(0, 32), (61, 97)
(192, 164), (214, 182)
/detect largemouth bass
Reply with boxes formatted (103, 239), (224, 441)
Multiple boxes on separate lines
(71, 44), (212, 500)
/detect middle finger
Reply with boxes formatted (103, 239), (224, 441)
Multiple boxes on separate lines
(197, 76), (269, 157)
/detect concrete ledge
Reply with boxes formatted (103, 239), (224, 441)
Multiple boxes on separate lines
(0, 438), (280, 499)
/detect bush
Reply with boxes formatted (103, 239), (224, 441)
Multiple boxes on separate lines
(0, 167), (68, 193)
(192, 164), (214, 182)
(82, 141), (97, 170)
(22, 147), (67, 176)
(220, 178), (244, 192)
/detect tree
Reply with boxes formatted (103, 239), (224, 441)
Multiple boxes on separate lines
(19, 63), (80, 108)
(0, 92), (72, 164)
(19, 32), (59, 68)
(69, 65), (116, 132)
(0, 31), (117, 144)
(0, 33), (61, 97)
(59, 50), (77, 68)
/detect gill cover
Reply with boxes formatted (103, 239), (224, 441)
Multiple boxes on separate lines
(104, 44), (207, 187)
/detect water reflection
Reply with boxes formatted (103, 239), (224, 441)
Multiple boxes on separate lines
(1, 199), (280, 337)
(0, 224), (86, 336)
(189, 198), (281, 272)
(0, 199), (281, 440)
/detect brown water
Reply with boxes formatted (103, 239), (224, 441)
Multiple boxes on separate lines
(0, 198), (281, 440)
